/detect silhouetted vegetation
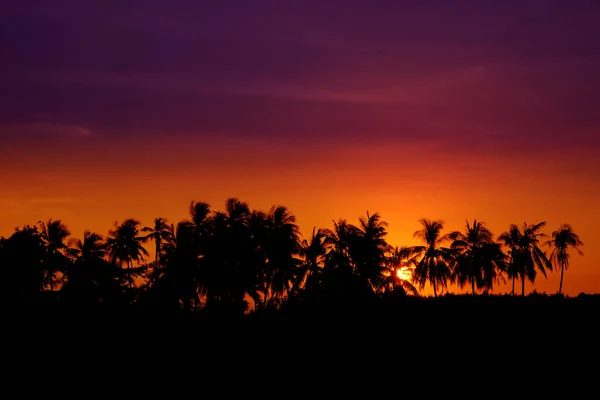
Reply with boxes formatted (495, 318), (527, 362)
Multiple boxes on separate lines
(0, 197), (589, 325)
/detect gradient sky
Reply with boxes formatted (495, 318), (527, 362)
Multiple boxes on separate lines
(1, 0), (599, 295)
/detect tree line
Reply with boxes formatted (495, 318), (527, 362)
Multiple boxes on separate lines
(0, 197), (584, 314)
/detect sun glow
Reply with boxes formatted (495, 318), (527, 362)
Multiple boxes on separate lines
(396, 266), (413, 281)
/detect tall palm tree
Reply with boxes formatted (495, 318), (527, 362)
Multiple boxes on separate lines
(68, 231), (106, 263)
(498, 222), (552, 296)
(354, 211), (393, 291)
(297, 227), (327, 292)
(383, 246), (419, 296)
(497, 224), (521, 295)
(189, 201), (212, 241)
(107, 219), (149, 288)
(410, 219), (454, 298)
(545, 224), (583, 295)
(64, 231), (108, 302)
(142, 217), (173, 266)
(163, 220), (202, 310)
(38, 218), (71, 291)
(186, 201), (213, 307)
(449, 219), (507, 294)
(264, 205), (302, 302)
(204, 198), (256, 311)
(322, 219), (361, 293)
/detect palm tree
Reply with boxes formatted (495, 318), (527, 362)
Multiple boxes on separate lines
(498, 222), (552, 296)
(449, 219), (507, 294)
(64, 231), (108, 302)
(38, 218), (71, 291)
(322, 219), (361, 293)
(142, 217), (173, 266)
(383, 246), (419, 296)
(189, 201), (212, 240)
(163, 220), (202, 310)
(68, 231), (106, 263)
(107, 219), (149, 288)
(410, 219), (454, 298)
(545, 224), (583, 295)
(263, 205), (302, 302)
(204, 197), (257, 312)
(354, 211), (393, 292)
(497, 224), (521, 295)
(297, 227), (327, 292)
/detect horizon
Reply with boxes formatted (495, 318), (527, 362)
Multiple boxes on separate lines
(1, 1), (599, 297)
(0, 196), (593, 297)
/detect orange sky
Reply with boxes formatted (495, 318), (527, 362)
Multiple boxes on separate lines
(1, 137), (598, 296)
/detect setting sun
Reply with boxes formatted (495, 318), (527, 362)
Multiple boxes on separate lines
(396, 267), (413, 281)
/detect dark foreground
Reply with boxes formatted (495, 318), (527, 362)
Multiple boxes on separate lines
(7, 293), (600, 336)
(4, 293), (599, 395)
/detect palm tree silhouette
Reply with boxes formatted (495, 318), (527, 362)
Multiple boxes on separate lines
(354, 212), (392, 291)
(38, 218), (71, 291)
(203, 197), (258, 312)
(297, 227), (327, 292)
(496, 224), (520, 295)
(263, 205), (302, 303)
(64, 230), (108, 303)
(411, 219), (454, 298)
(449, 219), (507, 294)
(142, 217), (173, 267)
(322, 219), (361, 293)
(107, 219), (149, 288)
(67, 231), (106, 263)
(383, 246), (419, 296)
(498, 222), (552, 296)
(545, 224), (583, 295)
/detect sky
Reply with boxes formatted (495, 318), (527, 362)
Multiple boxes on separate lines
(1, 0), (599, 296)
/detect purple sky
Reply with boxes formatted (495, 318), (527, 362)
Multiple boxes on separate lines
(1, 0), (599, 149)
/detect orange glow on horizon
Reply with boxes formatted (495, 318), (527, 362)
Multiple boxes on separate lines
(1, 138), (598, 297)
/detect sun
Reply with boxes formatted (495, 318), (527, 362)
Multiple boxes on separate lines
(396, 266), (413, 281)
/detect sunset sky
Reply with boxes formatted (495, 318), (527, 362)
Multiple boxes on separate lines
(1, 0), (599, 296)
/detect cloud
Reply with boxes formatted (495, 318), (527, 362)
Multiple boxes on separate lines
(1, 123), (93, 139)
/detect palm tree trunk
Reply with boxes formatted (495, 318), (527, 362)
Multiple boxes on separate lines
(521, 272), (525, 297)
(558, 262), (565, 295)
(432, 281), (437, 298)
(155, 239), (160, 267)
(128, 259), (132, 288)
(511, 276), (515, 296)
(471, 279), (475, 295)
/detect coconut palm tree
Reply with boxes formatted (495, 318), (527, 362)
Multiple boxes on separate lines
(410, 219), (454, 298)
(38, 218), (71, 291)
(322, 219), (361, 293)
(106, 219), (149, 288)
(67, 231), (106, 263)
(545, 224), (584, 295)
(383, 246), (419, 296)
(297, 227), (327, 292)
(497, 224), (521, 295)
(142, 217), (173, 267)
(354, 211), (393, 292)
(498, 222), (552, 296)
(107, 219), (149, 268)
(263, 205), (302, 302)
(203, 198), (257, 312)
(449, 219), (507, 294)
(64, 231), (109, 302)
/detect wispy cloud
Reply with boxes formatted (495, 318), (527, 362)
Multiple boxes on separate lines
(1, 123), (93, 138)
